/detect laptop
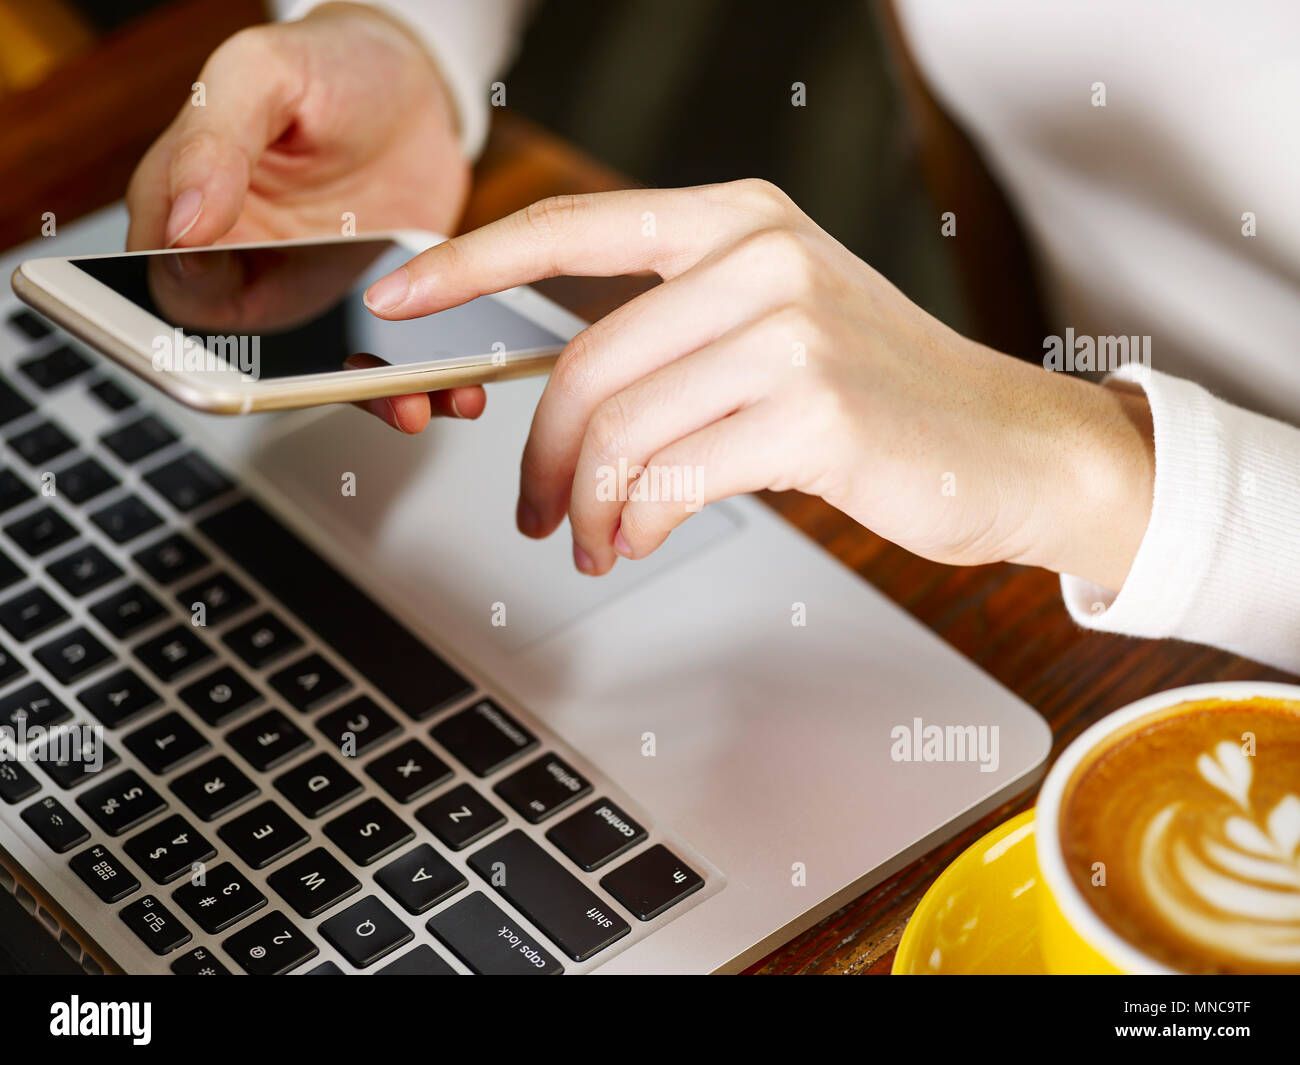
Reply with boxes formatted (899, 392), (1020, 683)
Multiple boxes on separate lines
(0, 207), (1050, 975)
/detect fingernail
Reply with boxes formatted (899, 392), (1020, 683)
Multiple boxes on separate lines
(573, 542), (595, 575)
(448, 392), (463, 418)
(364, 268), (409, 313)
(517, 498), (541, 536)
(164, 189), (203, 247)
(362, 397), (403, 431)
(613, 527), (632, 558)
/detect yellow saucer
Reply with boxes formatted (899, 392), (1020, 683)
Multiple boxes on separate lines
(893, 809), (1047, 974)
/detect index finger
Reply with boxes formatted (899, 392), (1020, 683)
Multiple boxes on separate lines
(363, 180), (787, 319)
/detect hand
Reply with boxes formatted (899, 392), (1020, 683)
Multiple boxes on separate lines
(363, 179), (1155, 588)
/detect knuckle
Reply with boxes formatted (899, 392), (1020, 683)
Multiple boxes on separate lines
(731, 227), (819, 293)
(523, 193), (581, 241)
(587, 393), (631, 460)
(730, 177), (795, 218)
(550, 333), (600, 403)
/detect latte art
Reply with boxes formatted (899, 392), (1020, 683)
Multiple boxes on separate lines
(1061, 698), (1300, 974)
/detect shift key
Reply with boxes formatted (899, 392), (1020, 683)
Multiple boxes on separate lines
(468, 829), (629, 961)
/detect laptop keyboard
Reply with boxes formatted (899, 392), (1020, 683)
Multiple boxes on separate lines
(0, 304), (712, 974)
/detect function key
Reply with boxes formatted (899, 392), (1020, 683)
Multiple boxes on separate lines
(225, 708), (309, 771)
(132, 533), (208, 584)
(17, 345), (91, 390)
(266, 847), (360, 918)
(169, 755), (257, 822)
(101, 415), (177, 464)
(274, 752), (361, 818)
(7, 309), (52, 341)
(323, 797), (412, 866)
(217, 800), (309, 869)
(7, 420), (75, 466)
(70, 843), (140, 903)
(34, 625), (112, 684)
(0, 376), (33, 427)
(176, 571), (252, 625)
(89, 378), (136, 413)
(172, 862), (266, 934)
(546, 799), (648, 872)
(0, 759), (40, 804)
(21, 795), (90, 852)
(600, 844), (704, 921)
(0, 468), (34, 512)
(365, 738), (452, 804)
(494, 754), (592, 824)
(223, 911), (317, 975)
(414, 782), (504, 851)
(51, 456), (119, 505)
(0, 587), (68, 640)
(144, 452), (232, 512)
(319, 895), (412, 969)
(4, 506), (77, 556)
(134, 624), (213, 682)
(31, 736), (119, 789)
(178, 664), (261, 726)
(269, 652), (349, 712)
(427, 892), (562, 976)
(76, 769), (166, 836)
(47, 543), (123, 596)
(0, 681), (71, 730)
(375, 843), (466, 915)
(431, 698), (538, 777)
(376, 945), (456, 975)
(317, 695), (398, 757)
(124, 711), (209, 774)
(120, 894), (191, 955)
(222, 610), (301, 669)
(90, 582), (166, 639)
(77, 668), (160, 728)
(124, 813), (216, 884)
(170, 945), (229, 975)
(90, 494), (162, 544)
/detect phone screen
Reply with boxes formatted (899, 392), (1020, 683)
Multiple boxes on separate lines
(71, 240), (565, 379)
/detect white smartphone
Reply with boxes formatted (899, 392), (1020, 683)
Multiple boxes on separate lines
(10, 231), (585, 414)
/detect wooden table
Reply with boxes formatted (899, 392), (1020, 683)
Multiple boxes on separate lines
(3, 0), (1290, 975)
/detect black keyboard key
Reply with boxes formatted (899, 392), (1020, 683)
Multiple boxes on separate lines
(77, 770), (166, 836)
(78, 668), (160, 728)
(134, 624), (213, 682)
(269, 652), (350, 712)
(90, 583), (165, 638)
(132, 533), (207, 584)
(432, 699), (537, 777)
(7, 420), (75, 466)
(170, 945), (229, 975)
(223, 911), (317, 975)
(176, 571), (252, 626)
(178, 665), (261, 726)
(120, 894), (191, 955)
(217, 800), (309, 869)
(47, 543), (123, 596)
(546, 799), (648, 872)
(222, 610), (301, 669)
(31, 737), (118, 789)
(124, 711), (209, 774)
(172, 862), (266, 933)
(51, 456), (118, 505)
(427, 893), (563, 975)
(8, 309), (51, 341)
(376, 944), (456, 975)
(274, 752), (361, 818)
(0, 587), (68, 641)
(226, 708), (309, 771)
(144, 451), (232, 512)
(0, 468), (33, 513)
(317, 695), (398, 758)
(70, 843), (140, 903)
(4, 506), (76, 556)
(0, 377), (33, 427)
(414, 783), (505, 851)
(34, 625), (112, 684)
(0, 636), (25, 685)
(90, 494), (162, 543)
(199, 499), (472, 720)
(18, 345), (91, 390)
(319, 895), (412, 969)
(170, 755), (257, 821)
(494, 754), (592, 824)
(0, 681), (71, 730)
(600, 844), (704, 921)
(306, 961), (344, 975)
(469, 829), (630, 961)
(89, 378), (136, 412)
(101, 415), (177, 464)
(0, 758), (40, 804)
(124, 813), (216, 884)
(323, 797), (413, 866)
(266, 847), (361, 918)
(375, 843), (466, 915)
(366, 738), (452, 804)
(21, 796), (90, 852)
